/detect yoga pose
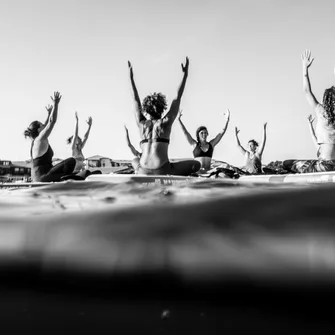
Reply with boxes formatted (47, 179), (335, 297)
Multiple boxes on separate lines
(283, 50), (335, 173)
(178, 109), (230, 171)
(128, 58), (200, 175)
(124, 125), (141, 159)
(24, 92), (76, 182)
(67, 112), (92, 173)
(235, 123), (267, 174)
(301, 50), (335, 160)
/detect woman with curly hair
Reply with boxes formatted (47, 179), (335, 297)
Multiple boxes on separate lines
(178, 109), (230, 171)
(127, 57), (200, 175)
(283, 50), (335, 173)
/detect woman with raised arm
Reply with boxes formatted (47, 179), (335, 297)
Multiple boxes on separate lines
(178, 109), (230, 171)
(301, 50), (335, 160)
(24, 92), (77, 182)
(283, 50), (335, 173)
(234, 123), (267, 174)
(127, 57), (200, 176)
(67, 112), (93, 173)
(124, 125), (141, 159)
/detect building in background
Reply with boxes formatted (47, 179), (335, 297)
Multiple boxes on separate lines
(85, 155), (131, 174)
(0, 156), (133, 182)
(0, 159), (31, 182)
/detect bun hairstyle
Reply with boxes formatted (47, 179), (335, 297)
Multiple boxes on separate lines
(142, 92), (167, 119)
(67, 136), (73, 145)
(195, 126), (208, 143)
(24, 121), (40, 139)
(248, 139), (259, 147)
(67, 136), (82, 145)
(323, 86), (335, 126)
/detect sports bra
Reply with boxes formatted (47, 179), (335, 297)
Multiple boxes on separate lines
(193, 142), (213, 158)
(140, 138), (170, 146)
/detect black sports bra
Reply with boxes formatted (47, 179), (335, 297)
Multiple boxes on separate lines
(140, 138), (170, 146)
(193, 142), (214, 158)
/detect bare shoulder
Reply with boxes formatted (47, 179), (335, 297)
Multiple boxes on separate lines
(164, 99), (180, 123)
(32, 137), (48, 157)
(315, 104), (327, 119)
(315, 103), (324, 113)
(160, 116), (173, 130)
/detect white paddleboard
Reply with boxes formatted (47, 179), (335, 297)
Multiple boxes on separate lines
(85, 174), (198, 185)
(238, 170), (335, 184)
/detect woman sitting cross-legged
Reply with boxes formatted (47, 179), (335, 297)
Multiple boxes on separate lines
(283, 50), (335, 173)
(24, 92), (80, 182)
(127, 57), (200, 176)
(178, 109), (230, 172)
(235, 123), (267, 174)
(67, 112), (101, 178)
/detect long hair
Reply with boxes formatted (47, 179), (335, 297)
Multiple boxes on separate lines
(142, 92), (167, 119)
(322, 86), (335, 126)
(195, 126), (208, 143)
(24, 121), (40, 139)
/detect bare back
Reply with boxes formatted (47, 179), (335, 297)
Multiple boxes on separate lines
(139, 117), (173, 169)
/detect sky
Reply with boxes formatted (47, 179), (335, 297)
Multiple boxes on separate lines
(0, 0), (335, 166)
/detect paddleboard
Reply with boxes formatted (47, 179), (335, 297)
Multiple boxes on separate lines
(0, 181), (52, 189)
(85, 173), (198, 185)
(237, 170), (335, 184)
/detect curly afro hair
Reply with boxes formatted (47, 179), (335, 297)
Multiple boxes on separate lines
(142, 92), (167, 119)
(322, 86), (335, 126)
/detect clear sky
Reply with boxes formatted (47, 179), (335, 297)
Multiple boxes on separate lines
(1, 0), (335, 166)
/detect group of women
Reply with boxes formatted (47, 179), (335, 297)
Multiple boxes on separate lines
(24, 93), (100, 182)
(25, 50), (335, 182)
(125, 57), (268, 176)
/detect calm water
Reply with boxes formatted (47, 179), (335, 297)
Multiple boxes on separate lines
(1, 178), (335, 283)
(1, 179), (335, 333)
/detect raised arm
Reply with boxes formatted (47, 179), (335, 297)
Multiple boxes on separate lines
(71, 112), (79, 151)
(210, 109), (231, 148)
(307, 115), (318, 148)
(257, 122), (267, 156)
(164, 57), (189, 124)
(44, 105), (53, 126)
(38, 91), (62, 140)
(81, 116), (92, 149)
(124, 125), (141, 158)
(128, 61), (145, 125)
(301, 50), (319, 108)
(235, 127), (247, 155)
(178, 110), (197, 146)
